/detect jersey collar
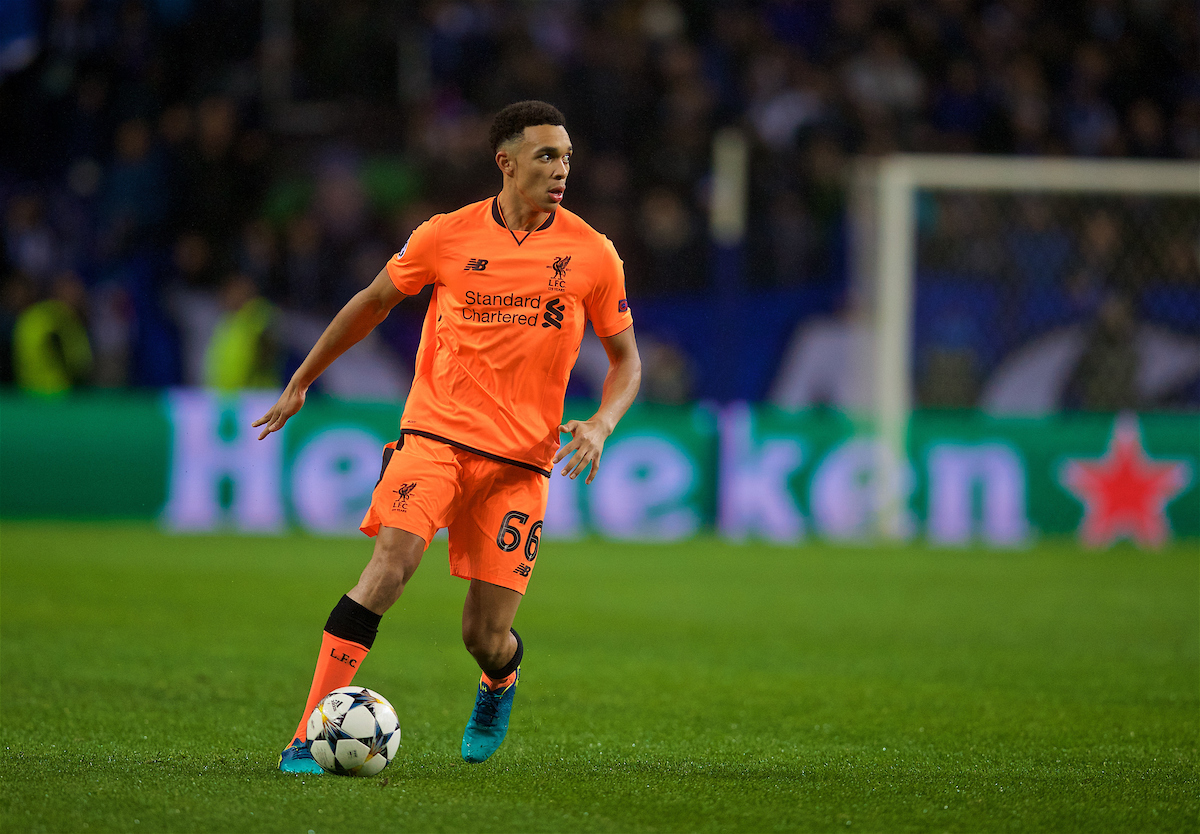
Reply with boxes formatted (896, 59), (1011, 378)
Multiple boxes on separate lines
(491, 197), (555, 246)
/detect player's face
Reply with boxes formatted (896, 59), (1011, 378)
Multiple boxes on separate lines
(509, 124), (572, 213)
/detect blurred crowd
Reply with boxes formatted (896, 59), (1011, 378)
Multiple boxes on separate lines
(913, 194), (1200, 411)
(1, 0), (1197, 400)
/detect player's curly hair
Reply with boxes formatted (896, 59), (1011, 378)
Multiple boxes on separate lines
(489, 101), (567, 153)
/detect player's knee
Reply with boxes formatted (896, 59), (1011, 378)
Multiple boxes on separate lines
(374, 528), (425, 584)
(351, 529), (424, 612)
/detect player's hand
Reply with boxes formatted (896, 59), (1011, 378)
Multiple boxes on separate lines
(252, 384), (306, 440)
(554, 418), (611, 484)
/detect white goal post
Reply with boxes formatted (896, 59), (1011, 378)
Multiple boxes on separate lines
(851, 154), (1200, 537)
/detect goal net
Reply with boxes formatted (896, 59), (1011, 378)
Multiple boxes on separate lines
(850, 155), (1200, 535)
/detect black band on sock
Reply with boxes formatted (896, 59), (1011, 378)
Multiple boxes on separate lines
(324, 594), (382, 649)
(484, 628), (523, 680)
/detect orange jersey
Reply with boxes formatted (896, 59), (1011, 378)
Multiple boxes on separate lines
(386, 198), (633, 475)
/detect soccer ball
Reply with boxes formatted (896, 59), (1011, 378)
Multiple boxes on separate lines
(307, 686), (401, 777)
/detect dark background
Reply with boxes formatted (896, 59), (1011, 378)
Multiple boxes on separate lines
(1, 0), (1197, 402)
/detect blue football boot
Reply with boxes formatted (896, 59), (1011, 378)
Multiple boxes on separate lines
(278, 737), (324, 774)
(461, 668), (519, 763)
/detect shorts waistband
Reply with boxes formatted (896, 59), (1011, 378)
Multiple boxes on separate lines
(400, 429), (552, 478)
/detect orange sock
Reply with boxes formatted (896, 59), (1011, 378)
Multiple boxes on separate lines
(482, 669), (517, 691)
(291, 631), (371, 742)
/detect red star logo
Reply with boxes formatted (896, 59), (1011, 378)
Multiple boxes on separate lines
(1059, 414), (1192, 548)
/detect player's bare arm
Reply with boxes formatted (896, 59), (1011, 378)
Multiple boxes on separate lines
(254, 268), (407, 439)
(554, 325), (641, 483)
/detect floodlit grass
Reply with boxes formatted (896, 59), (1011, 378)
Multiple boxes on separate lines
(1, 522), (1196, 832)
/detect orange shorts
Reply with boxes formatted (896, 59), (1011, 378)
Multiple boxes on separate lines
(360, 434), (549, 594)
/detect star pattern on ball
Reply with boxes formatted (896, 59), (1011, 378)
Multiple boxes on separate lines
(1059, 414), (1192, 548)
(310, 686), (401, 776)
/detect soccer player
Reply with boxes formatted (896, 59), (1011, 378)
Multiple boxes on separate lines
(255, 100), (642, 772)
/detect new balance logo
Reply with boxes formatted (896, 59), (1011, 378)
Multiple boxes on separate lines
(542, 297), (564, 329)
(464, 258), (488, 271)
(513, 563), (532, 577)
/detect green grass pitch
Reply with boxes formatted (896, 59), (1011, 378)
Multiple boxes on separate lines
(1, 522), (1196, 833)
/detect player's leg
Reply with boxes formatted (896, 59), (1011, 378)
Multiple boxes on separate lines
(279, 527), (425, 773)
(462, 579), (522, 672)
(460, 580), (525, 763)
(289, 527), (424, 739)
(281, 436), (455, 773)
(449, 461), (546, 763)
(347, 526), (427, 613)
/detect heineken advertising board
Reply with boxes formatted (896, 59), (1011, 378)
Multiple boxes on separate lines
(1, 391), (1196, 548)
